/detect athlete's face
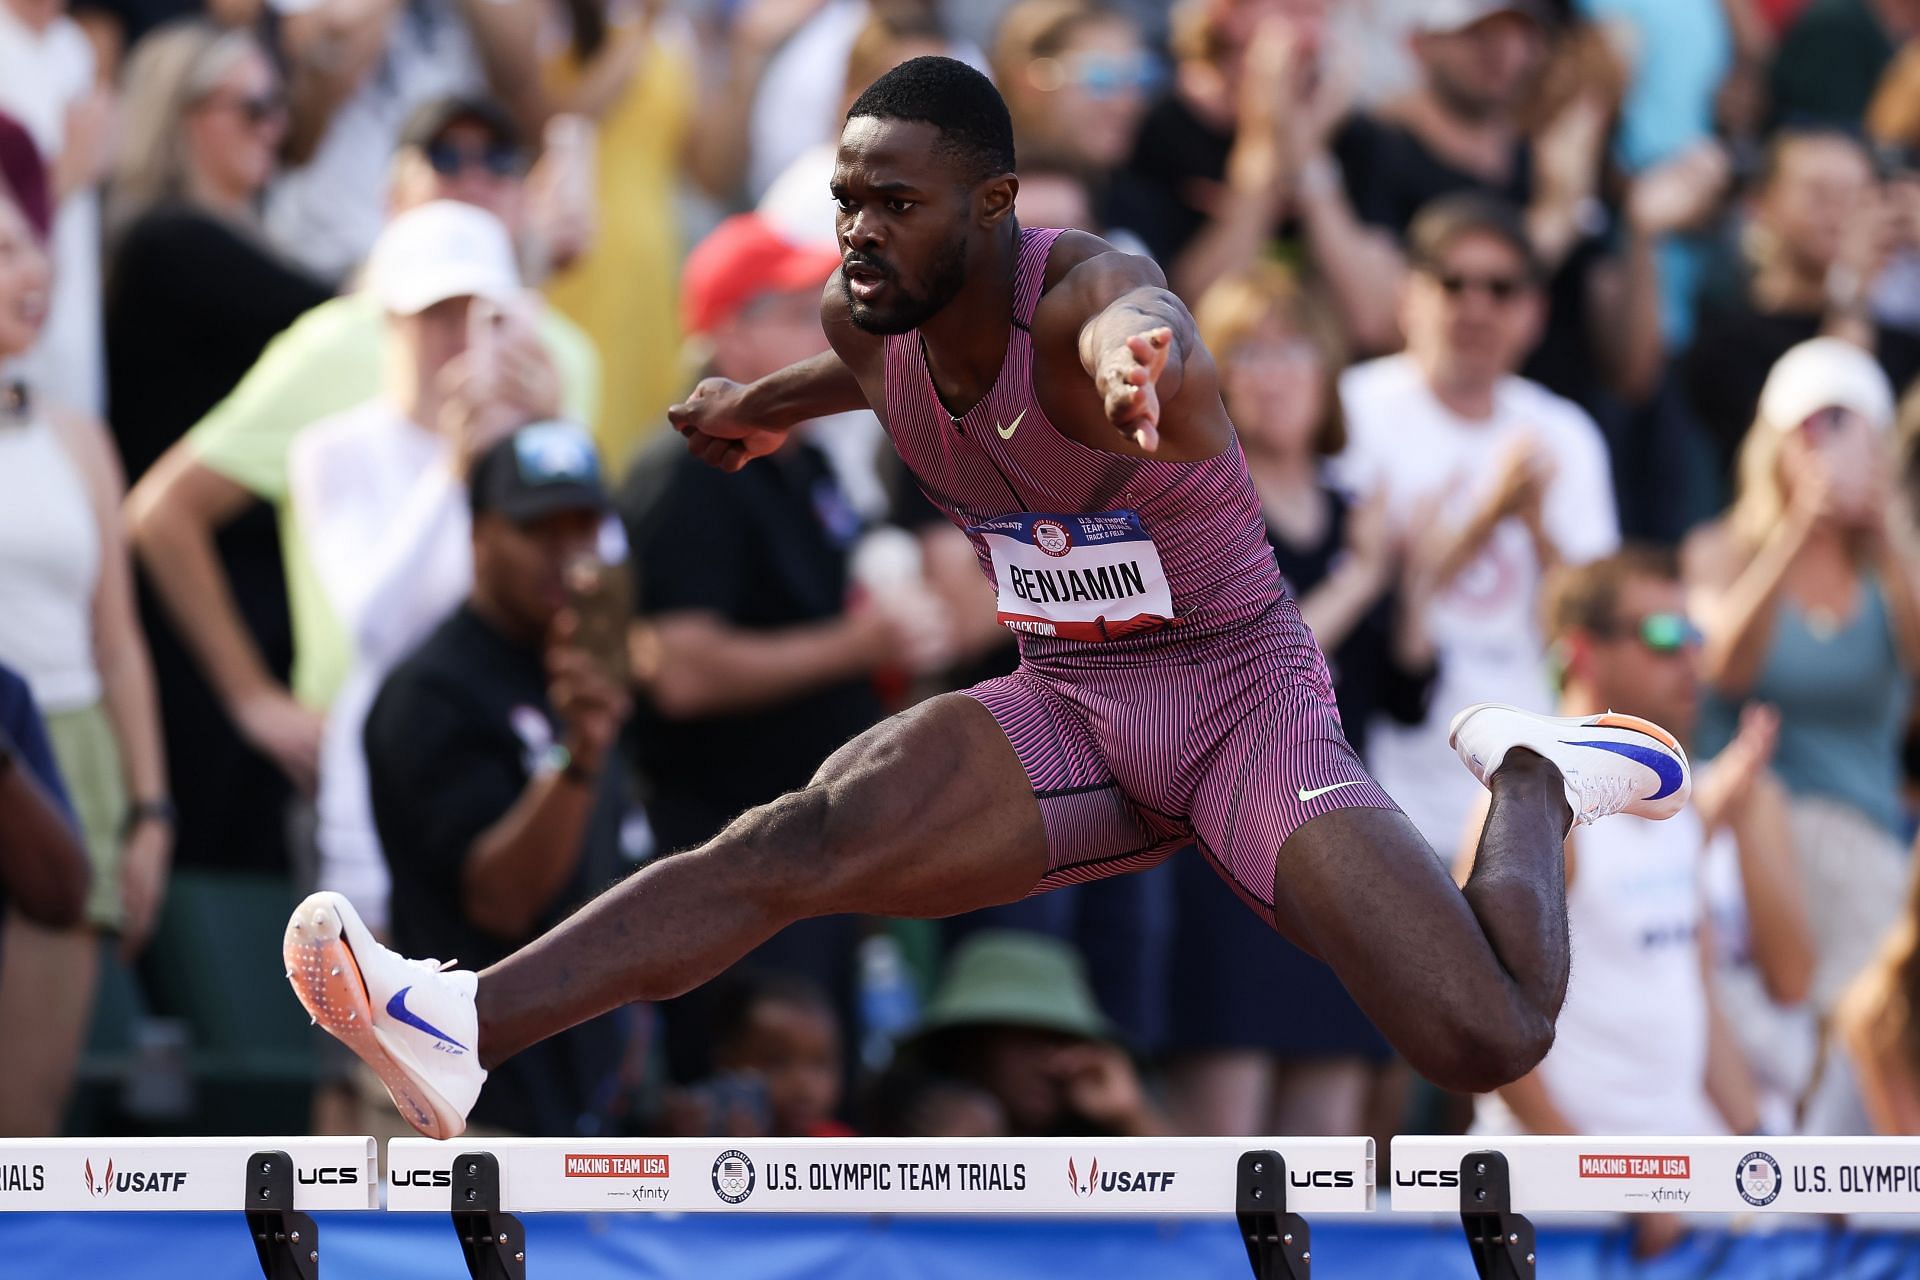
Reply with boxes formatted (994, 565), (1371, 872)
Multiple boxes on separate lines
(1402, 231), (1543, 394)
(0, 192), (50, 360)
(833, 117), (1013, 335)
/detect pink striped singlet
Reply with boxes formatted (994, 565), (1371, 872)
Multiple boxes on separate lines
(882, 227), (1398, 916)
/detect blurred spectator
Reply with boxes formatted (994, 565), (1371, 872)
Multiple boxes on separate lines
(1769, 0), (1918, 130)
(1115, 0), (1407, 340)
(1162, 264), (1432, 1137)
(1686, 338), (1920, 1014)
(1464, 548), (1793, 1255)
(125, 95), (597, 804)
(0, 177), (169, 1135)
(0, 661), (91, 934)
(291, 202), (556, 935)
(757, 6), (955, 252)
(704, 971), (851, 1137)
(0, 112), (51, 241)
(1864, 47), (1920, 338)
(899, 931), (1170, 1138)
(990, 0), (1154, 192)
(0, 0), (111, 415)
(363, 421), (630, 1136)
(1336, 193), (1618, 851)
(1684, 129), (1919, 500)
(1810, 858), (1920, 1132)
(265, 0), (546, 283)
(746, 0), (987, 202)
(620, 213), (950, 1085)
(861, 1063), (1007, 1137)
(102, 20), (331, 881)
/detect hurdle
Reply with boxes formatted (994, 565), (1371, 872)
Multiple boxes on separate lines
(387, 1135), (1374, 1278)
(0, 1136), (376, 1278)
(1391, 1135), (1920, 1277)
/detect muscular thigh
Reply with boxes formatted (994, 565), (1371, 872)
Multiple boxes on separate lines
(803, 693), (1051, 917)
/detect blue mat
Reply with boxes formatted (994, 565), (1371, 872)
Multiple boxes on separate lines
(2, 1210), (1918, 1277)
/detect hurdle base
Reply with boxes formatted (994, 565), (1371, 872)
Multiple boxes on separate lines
(451, 1150), (527, 1280)
(1459, 1150), (1535, 1279)
(1237, 1150), (1312, 1279)
(245, 1149), (321, 1280)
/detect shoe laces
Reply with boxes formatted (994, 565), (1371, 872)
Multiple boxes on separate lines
(1565, 769), (1637, 826)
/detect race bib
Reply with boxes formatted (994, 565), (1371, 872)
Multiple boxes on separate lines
(968, 510), (1177, 641)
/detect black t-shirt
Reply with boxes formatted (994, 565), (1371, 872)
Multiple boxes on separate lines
(364, 605), (626, 1136)
(1267, 490), (1435, 762)
(618, 436), (884, 851)
(1684, 292), (1920, 478)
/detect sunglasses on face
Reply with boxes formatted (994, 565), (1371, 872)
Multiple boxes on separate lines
(1437, 272), (1528, 302)
(1604, 612), (1703, 655)
(425, 140), (527, 179)
(201, 91), (286, 127)
(1028, 53), (1162, 99)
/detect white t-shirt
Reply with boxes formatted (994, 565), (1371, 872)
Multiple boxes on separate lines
(1478, 805), (1726, 1137)
(265, 0), (484, 281)
(1334, 355), (1619, 847)
(290, 400), (473, 930)
(0, 6), (102, 415)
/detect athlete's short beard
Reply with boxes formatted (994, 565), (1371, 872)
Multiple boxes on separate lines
(844, 231), (971, 335)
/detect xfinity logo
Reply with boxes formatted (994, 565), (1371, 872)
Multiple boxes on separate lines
(1066, 1158), (1177, 1196)
(83, 1160), (189, 1197)
(297, 1167), (360, 1186)
(1393, 1168), (1461, 1189)
(392, 1169), (453, 1187)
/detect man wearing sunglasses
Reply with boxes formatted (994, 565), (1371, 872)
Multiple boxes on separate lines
(1338, 192), (1619, 855)
(1460, 546), (1814, 1255)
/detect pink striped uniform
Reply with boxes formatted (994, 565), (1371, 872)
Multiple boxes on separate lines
(882, 227), (1398, 917)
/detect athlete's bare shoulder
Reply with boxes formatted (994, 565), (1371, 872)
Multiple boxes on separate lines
(1029, 230), (1170, 332)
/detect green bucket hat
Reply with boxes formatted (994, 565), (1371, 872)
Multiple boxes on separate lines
(911, 930), (1116, 1043)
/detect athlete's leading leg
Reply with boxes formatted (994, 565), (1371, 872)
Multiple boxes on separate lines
(287, 693), (1049, 1137)
(477, 693), (1047, 1066)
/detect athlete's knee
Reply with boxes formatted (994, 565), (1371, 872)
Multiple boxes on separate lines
(1412, 1004), (1555, 1094)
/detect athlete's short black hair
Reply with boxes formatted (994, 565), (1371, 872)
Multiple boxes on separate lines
(845, 55), (1016, 185)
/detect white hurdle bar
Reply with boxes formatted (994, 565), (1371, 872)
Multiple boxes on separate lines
(1391, 1135), (1920, 1279)
(0, 1136), (377, 1279)
(388, 1136), (1375, 1279)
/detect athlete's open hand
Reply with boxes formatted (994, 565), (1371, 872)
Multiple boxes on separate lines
(668, 378), (788, 472)
(1095, 327), (1173, 452)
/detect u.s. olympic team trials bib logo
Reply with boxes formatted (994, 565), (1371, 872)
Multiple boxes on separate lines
(712, 1150), (755, 1204)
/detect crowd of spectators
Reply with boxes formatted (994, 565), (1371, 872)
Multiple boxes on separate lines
(9, 0), (1920, 1240)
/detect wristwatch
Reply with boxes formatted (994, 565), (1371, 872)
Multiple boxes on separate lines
(539, 742), (598, 787)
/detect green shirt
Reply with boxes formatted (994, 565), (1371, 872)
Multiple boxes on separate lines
(187, 292), (601, 707)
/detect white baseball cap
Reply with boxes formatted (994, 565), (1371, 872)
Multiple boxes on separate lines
(1412, 0), (1547, 35)
(1757, 338), (1895, 433)
(366, 200), (520, 317)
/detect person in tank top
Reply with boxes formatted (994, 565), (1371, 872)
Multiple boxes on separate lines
(284, 56), (1698, 1141)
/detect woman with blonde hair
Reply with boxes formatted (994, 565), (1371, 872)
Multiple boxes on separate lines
(0, 158), (169, 1134)
(1685, 337), (1920, 1018)
(1162, 263), (1437, 1138)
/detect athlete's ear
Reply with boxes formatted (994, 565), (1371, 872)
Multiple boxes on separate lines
(979, 173), (1018, 227)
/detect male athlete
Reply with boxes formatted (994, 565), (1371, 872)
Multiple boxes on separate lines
(285, 58), (1691, 1139)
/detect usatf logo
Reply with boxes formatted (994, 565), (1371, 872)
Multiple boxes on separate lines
(712, 1151), (755, 1204)
(566, 1154), (669, 1178)
(83, 1159), (188, 1197)
(1067, 1157), (1176, 1196)
(1736, 1151), (1782, 1207)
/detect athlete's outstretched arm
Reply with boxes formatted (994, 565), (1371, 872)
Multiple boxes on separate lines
(1068, 253), (1199, 453)
(666, 348), (868, 472)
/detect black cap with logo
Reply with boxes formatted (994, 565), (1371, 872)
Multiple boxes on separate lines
(468, 421), (608, 524)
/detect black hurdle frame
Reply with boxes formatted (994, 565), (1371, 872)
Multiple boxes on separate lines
(1459, 1150), (1536, 1279)
(1237, 1150), (1313, 1279)
(246, 1149), (321, 1280)
(450, 1151), (527, 1280)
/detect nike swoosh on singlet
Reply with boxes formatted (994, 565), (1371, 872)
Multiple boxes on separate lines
(386, 986), (468, 1051)
(1297, 780), (1369, 803)
(996, 410), (1027, 440)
